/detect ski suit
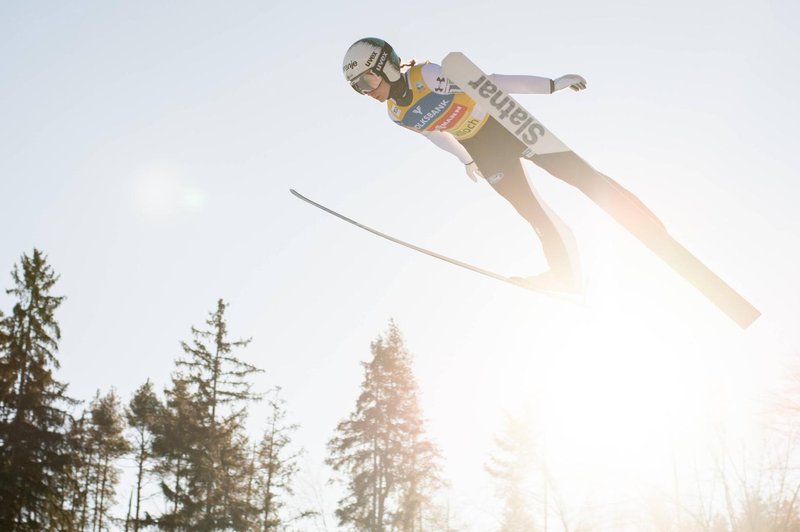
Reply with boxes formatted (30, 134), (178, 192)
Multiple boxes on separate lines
(387, 62), (665, 287)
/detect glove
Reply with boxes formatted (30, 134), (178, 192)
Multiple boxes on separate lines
(465, 161), (483, 183)
(553, 74), (587, 92)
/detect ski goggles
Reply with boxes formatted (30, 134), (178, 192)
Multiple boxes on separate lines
(350, 69), (383, 94)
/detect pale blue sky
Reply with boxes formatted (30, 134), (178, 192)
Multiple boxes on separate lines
(2, 0), (800, 527)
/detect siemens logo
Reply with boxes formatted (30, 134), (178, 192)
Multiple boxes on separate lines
(467, 75), (545, 146)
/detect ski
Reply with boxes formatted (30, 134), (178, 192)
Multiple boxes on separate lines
(290, 189), (583, 303)
(441, 52), (760, 329)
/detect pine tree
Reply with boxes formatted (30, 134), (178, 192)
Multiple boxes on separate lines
(85, 389), (131, 531)
(65, 412), (94, 531)
(0, 308), (10, 404)
(396, 426), (442, 532)
(486, 415), (542, 532)
(171, 299), (263, 530)
(0, 249), (76, 530)
(152, 377), (200, 530)
(125, 379), (161, 531)
(250, 387), (312, 531)
(327, 320), (442, 532)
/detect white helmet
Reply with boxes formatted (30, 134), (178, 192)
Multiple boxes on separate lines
(343, 38), (402, 93)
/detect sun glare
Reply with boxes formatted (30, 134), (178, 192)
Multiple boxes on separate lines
(471, 265), (775, 520)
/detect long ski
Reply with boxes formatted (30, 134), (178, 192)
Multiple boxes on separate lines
(441, 52), (760, 329)
(290, 189), (583, 303)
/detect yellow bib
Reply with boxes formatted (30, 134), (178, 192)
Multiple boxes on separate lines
(387, 64), (489, 140)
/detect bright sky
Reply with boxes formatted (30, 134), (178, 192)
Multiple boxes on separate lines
(2, 0), (800, 528)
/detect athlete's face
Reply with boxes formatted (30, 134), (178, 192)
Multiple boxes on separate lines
(365, 77), (390, 102)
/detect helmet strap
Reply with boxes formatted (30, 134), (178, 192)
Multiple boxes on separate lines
(389, 73), (412, 106)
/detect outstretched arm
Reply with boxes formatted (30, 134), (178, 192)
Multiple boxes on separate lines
(422, 131), (483, 183)
(488, 73), (587, 94)
(423, 130), (471, 164)
(421, 62), (585, 95)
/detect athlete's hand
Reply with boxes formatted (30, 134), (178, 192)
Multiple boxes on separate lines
(554, 74), (587, 92)
(465, 161), (483, 183)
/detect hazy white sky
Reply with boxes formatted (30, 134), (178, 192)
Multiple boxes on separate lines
(2, 0), (800, 528)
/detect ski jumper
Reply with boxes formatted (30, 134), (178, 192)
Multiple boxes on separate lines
(387, 63), (665, 285)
